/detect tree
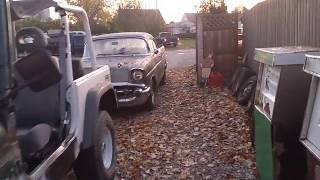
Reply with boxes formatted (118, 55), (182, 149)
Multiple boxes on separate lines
(113, 9), (165, 36)
(198, 0), (227, 14)
(15, 18), (60, 31)
(67, 0), (114, 34)
(117, 0), (141, 9)
(232, 5), (248, 14)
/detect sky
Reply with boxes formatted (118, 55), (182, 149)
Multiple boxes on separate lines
(141, 0), (265, 23)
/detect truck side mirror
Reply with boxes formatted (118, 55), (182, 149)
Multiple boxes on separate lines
(14, 49), (62, 92)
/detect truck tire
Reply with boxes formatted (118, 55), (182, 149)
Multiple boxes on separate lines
(145, 81), (156, 110)
(74, 111), (116, 180)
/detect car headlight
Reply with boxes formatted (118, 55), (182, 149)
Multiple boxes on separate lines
(131, 69), (144, 81)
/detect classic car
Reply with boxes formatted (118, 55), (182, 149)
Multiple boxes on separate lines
(83, 32), (167, 109)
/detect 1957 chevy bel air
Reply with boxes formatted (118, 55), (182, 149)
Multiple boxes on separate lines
(83, 32), (167, 109)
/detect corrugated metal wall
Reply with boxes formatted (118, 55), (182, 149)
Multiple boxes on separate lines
(243, 0), (320, 71)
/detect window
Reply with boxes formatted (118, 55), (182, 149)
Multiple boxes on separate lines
(147, 39), (157, 52)
(89, 38), (149, 56)
(159, 32), (171, 37)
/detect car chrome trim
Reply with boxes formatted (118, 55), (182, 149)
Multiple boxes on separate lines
(141, 86), (151, 93)
(118, 96), (136, 102)
(146, 58), (163, 77)
(112, 82), (147, 87)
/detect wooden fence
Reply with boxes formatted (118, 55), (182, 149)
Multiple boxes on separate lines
(243, 0), (320, 72)
(196, 13), (238, 84)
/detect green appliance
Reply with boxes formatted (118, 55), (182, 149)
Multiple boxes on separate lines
(300, 52), (320, 180)
(253, 47), (318, 180)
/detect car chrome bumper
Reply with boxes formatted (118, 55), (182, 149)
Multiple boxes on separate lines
(113, 82), (151, 108)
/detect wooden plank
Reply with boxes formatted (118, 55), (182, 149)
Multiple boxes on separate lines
(196, 15), (204, 84)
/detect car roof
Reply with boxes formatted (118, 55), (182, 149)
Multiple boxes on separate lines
(93, 32), (154, 40)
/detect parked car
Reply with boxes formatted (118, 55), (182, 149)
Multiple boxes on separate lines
(155, 32), (179, 47)
(82, 32), (167, 110)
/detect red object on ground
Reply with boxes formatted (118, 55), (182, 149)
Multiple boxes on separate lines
(209, 71), (224, 88)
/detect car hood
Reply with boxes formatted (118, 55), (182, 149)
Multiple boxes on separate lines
(95, 55), (149, 82)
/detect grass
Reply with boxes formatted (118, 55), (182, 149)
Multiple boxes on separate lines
(166, 38), (195, 51)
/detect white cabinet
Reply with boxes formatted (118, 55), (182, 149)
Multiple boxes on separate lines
(301, 52), (320, 160)
(254, 46), (318, 120)
(254, 47), (317, 179)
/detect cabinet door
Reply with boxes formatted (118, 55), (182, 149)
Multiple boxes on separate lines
(257, 65), (281, 118)
(307, 83), (320, 150)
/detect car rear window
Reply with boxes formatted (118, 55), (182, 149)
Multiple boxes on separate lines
(159, 33), (171, 37)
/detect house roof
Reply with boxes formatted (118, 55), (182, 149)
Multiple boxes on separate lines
(166, 22), (182, 28)
(93, 32), (154, 40)
(182, 13), (196, 23)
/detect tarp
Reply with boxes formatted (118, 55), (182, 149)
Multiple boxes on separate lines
(11, 0), (64, 18)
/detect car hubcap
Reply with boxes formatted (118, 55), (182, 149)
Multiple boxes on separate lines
(101, 127), (113, 169)
(151, 92), (155, 105)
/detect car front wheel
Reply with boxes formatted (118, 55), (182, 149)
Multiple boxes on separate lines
(145, 82), (157, 110)
(74, 111), (116, 180)
(160, 71), (166, 86)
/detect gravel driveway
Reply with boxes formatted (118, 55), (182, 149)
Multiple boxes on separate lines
(114, 66), (256, 179)
(166, 49), (195, 70)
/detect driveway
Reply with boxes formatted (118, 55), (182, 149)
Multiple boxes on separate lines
(114, 67), (256, 179)
(166, 49), (195, 69)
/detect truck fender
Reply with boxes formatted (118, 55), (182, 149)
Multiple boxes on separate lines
(81, 85), (116, 149)
(81, 89), (99, 150)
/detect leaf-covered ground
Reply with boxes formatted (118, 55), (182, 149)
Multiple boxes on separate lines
(113, 66), (256, 180)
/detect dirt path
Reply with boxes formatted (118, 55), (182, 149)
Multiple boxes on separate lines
(114, 66), (256, 180)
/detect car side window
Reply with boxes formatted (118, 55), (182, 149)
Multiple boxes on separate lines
(151, 40), (157, 50)
(147, 40), (155, 53)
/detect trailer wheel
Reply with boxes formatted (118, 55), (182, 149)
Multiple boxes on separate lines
(231, 67), (254, 96)
(74, 111), (116, 180)
(237, 75), (257, 106)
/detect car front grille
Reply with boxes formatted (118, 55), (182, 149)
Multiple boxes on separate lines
(110, 68), (129, 82)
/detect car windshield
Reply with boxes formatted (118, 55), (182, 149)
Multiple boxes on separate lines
(91, 38), (149, 56)
(160, 33), (171, 37)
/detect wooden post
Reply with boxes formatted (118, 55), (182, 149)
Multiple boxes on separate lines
(196, 14), (204, 84)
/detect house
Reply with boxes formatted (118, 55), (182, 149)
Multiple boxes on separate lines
(115, 9), (165, 36)
(165, 13), (196, 37)
(181, 13), (196, 34)
(166, 22), (183, 35)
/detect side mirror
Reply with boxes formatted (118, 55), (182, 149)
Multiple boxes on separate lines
(14, 49), (62, 92)
(154, 49), (159, 54)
